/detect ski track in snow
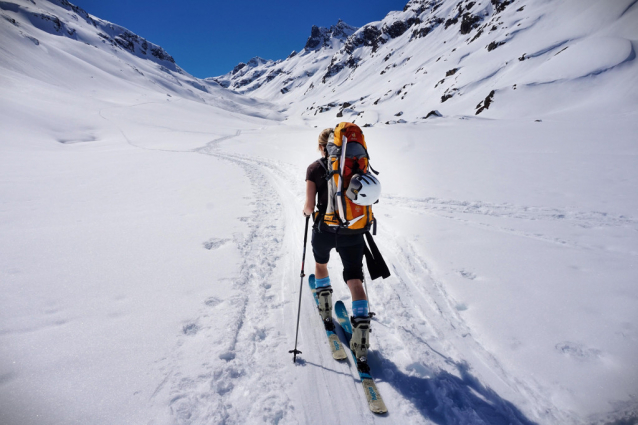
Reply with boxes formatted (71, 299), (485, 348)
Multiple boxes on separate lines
(102, 105), (579, 424)
(383, 195), (638, 256)
(382, 196), (638, 229)
(98, 102), (298, 424)
(158, 134), (300, 424)
(370, 233), (576, 424)
(186, 139), (560, 424)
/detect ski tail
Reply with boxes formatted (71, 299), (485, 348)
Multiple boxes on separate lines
(334, 300), (388, 414)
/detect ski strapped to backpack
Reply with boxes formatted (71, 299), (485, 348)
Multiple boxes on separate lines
(320, 122), (378, 234)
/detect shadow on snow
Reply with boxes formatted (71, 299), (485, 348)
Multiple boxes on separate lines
(367, 350), (538, 425)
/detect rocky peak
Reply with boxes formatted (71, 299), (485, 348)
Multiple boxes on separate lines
(403, 0), (444, 14)
(231, 57), (271, 76)
(330, 19), (359, 39)
(305, 26), (330, 50)
(304, 20), (358, 51)
(231, 63), (247, 75)
(247, 56), (270, 67)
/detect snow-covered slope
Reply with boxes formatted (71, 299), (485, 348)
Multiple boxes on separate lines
(0, 0), (283, 121)
(208, 20), (359, 96)
(1, 1), (638, 425)
(213, 0), (638, 125)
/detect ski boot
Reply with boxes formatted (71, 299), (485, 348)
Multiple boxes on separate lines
(350, 316), (371, 362)
(316, 286), (334, 330)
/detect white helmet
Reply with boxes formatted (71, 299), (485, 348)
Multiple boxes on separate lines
(346, 173), (381, 206)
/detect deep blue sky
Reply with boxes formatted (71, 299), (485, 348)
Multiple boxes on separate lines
(74, 0), (409, 78)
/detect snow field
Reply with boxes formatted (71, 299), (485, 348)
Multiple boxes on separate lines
(1, 0), (638, 423)
(2, 89), (638, 424)
(220, 118), (638, 423)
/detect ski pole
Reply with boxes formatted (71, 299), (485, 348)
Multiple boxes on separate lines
(289, 214), (310, 363)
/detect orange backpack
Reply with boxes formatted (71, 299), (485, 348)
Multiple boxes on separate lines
(321, 122), (376, 234)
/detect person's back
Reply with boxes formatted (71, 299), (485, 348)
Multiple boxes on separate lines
(303, 126), (372, 361)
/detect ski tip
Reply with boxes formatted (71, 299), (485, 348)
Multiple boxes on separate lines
(333, 351), (348, 360)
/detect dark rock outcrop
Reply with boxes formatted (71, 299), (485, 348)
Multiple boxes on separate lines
(304, 20), (358, 51)
(460, 13), (482, 34)
(476, 90), (496, 114)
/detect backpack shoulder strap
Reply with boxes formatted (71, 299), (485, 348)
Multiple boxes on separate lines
(316, 157), (328, 171)
(318, 157), (340, 181)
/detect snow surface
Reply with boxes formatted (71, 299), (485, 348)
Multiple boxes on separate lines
(1, 0), (637, 424)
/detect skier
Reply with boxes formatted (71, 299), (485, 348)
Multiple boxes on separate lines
(303, 128), (371, 361)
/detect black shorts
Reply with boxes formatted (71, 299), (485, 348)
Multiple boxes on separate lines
(311, 229), (365, 282)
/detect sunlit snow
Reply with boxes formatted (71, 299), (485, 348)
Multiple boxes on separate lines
(1, 0), (637, 424)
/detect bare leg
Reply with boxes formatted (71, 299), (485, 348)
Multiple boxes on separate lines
(315, 262), (329, 280)
(347, 279), (366, 301)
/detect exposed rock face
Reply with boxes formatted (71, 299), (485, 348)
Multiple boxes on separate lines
(247, 57), (269, 67)
(476, 90), (496, 114)
(344, 26), (382, 54)
(304, 20), (358, 50)
(424, 110), (443, 118)
(55, 0), (97, 26)
(384, 20), (410, 39)
(460, 13), (482, 34)
(305, 26), (325, 50)
(232, 63), (247, 75)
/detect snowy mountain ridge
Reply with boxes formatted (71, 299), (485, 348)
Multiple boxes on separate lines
(2, 0), (178, 70)
(209, 20), (359, 93)
(0, 0), (281, 120)
(212, 0), (638, 125)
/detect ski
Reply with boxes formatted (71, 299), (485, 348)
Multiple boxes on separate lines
(335, 300), (388, 414)
(309, 274), (347, 360)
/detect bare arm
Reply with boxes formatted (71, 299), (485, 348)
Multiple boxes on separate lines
(303, 180), (316, 216)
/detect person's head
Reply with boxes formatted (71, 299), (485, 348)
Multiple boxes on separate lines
(318, 128), (332, 156)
